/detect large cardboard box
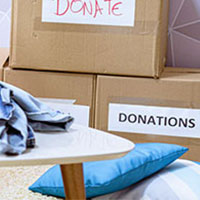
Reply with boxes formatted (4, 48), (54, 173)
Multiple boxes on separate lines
(95, 72), (200, 161)
(0, 48), (9, 80)
(10, 0), (169, 77)
(4, 68), (96, 127)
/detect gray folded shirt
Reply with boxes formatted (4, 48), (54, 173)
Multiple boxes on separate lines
(0, 82), (74, 155)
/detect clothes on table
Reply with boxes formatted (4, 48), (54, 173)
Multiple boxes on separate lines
(0, 81), (74, 155)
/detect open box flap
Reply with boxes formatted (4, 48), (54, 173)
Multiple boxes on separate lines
(0, 48), (9, 68)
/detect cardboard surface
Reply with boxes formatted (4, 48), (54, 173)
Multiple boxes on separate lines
(0, 48), (9, 80)
(0, 48), (9, 67)
(95, 72), (200, 161)
(10, 0), (169, 77)
(4, 68), (96, 127)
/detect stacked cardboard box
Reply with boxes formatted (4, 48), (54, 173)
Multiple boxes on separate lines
(4, 68), (96, 126)
(95, 72), (200, 161)
(10, 0), (168, 77)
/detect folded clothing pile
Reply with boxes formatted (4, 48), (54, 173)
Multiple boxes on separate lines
(0, 81), (74, 155)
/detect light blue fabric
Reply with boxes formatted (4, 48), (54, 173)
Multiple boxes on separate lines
(0, 81), (74, 155)
(1, 82), (74, 129)
(93, 159), (200, 200)
(29, 143), (188, 198)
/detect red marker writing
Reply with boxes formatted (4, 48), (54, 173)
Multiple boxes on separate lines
(55, 0), (123, 18)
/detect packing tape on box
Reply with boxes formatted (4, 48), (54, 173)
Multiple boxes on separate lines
(33, 17), (160, 36)
(108, 96), (200, 109)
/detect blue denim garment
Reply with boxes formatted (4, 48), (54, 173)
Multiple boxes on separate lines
(0, 82), (74, 155)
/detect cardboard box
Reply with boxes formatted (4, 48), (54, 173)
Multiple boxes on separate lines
(4, 68), (96, 127)
(0, 48), (9, 80)
(10, 0), (169, 77)
(95, 72), (200, 161)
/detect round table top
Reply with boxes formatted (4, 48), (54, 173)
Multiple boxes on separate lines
(0, 124), (134, 166)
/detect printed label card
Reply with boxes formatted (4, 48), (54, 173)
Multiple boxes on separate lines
(108, 103), (200, 138)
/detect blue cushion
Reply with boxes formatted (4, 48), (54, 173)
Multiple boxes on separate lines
(94, 159), (200, 200)
(29, 143), (188, 198)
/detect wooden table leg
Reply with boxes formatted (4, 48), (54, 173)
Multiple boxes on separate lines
(60, 163), (86, 200)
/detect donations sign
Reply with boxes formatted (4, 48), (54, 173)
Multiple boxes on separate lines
(42, 0), (136, 26)
(108, 103), (200, 138)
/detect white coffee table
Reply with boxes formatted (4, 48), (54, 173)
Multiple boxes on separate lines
(0, 124), (134, 200)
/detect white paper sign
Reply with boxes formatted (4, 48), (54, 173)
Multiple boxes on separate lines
(42, 0), (136, 27)
(39, 98), (90, 127)
(108, 103), (200, 138)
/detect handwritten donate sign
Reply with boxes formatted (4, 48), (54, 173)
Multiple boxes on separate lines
(42, 0), (136, 26)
